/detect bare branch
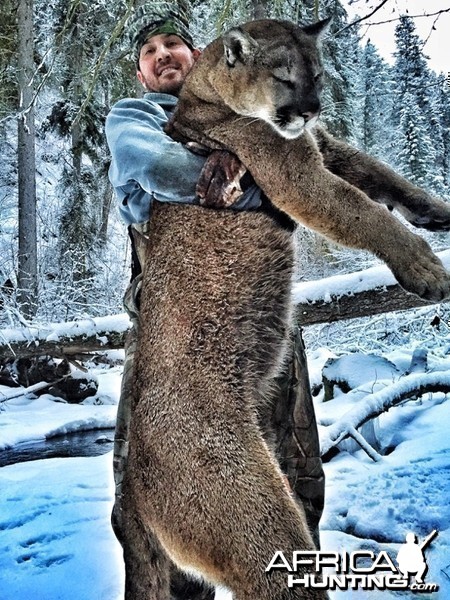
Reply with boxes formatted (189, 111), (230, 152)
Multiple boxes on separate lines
(363, 8), (450, 27)
(421, 13), (443, 51)
(337, 4), (450, 36)
(0, 377), (68, 403)
(335, 0), (391, 35)
(320, 372), (450, 456)
(347, 427), (382, 462)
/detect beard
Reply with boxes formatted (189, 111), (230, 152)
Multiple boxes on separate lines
(141, 71), (185, 96)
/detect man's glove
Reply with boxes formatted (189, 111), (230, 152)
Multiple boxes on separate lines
(195, 150), (247, 208)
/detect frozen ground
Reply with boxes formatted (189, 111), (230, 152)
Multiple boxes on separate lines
(0, 350), (449, 599)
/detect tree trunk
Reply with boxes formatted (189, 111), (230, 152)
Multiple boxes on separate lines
(99, 180), (113, 245)
(17, 0), (38, 319)
(250, 0), (268, 20)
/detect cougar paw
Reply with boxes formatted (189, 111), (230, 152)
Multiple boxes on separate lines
(408, 196), (450, 231)
(393, 243), (450, 302)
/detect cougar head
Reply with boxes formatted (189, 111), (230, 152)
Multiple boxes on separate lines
(210, 19), (330, 139)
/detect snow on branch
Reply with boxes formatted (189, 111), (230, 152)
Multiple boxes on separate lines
(0, 378), (67, 404)
(294, 249), (450, 326)
(320, 371), (450, 458)
(0, 314), (131, 359)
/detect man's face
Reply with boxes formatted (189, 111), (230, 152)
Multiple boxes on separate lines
(137, 33), (200, 95)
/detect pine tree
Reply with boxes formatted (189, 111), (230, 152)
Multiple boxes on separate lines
(36, 0), (136, 318)
(437, 76), (450, 190)
(360, 41), (394, 163)
(0, 0), (18, 119)
(397, 91), (435, 189)
(318, 0), (362, 143)
(392, 16), (437, 191)
(425, 72), (450, 196)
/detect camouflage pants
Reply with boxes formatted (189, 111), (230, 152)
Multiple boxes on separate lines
(112, 225), (325, 598)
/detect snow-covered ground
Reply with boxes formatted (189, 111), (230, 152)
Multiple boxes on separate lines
(0, 349), (449, 599)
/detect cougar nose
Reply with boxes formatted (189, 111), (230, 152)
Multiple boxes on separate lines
(301, 96), (321, 122)
(302, 109), (320, 122)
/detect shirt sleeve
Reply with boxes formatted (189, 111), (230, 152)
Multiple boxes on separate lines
(105, 97), (206, 223)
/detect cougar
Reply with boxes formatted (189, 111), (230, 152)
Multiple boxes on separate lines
(167, 18), (450, 302)
(120, 19), (450, 600)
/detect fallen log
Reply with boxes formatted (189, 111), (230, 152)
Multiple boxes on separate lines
(295, 282), (434, 326)
(0, 315), (130, 359)
(0, 250), (448, 359)
(293, 249), (450, 326)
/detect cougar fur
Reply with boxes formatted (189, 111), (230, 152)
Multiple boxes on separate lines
(123, 202), (324, 599)
(167, 18), (450, 302)
(120, 18), (450, 600)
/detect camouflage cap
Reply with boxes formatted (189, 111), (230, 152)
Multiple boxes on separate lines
(128, 1), (194, 65)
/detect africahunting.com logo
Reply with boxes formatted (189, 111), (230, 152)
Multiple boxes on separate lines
(266, 530), (439, 592)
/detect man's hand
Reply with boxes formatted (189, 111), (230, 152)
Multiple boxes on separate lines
(196, 150), (247, 208)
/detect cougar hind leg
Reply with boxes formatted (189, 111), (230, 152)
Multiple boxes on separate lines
(210, 445), (326, 600)
(118, 489), (172, 600)
(129, 416), (325, 600)
(201, 457), (321, 599)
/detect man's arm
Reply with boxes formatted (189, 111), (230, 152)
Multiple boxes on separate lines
(313, 126), (450, 231)
(106, 97), (261, 223)
(106, 97), (206, 223)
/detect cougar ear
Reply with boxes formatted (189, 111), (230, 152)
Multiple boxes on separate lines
(223, 27), (259, 67)
(302, 17), (332, 41)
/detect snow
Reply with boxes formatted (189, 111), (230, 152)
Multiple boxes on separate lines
(0, 350), (449, 599)
(0, 368), (121, 450)
(0, 454), (123, 600)
(0, 314), (131, 346)
(321, 395), (450, 597)
(293, 249), (450, 305)
(322, 353), (401, 389)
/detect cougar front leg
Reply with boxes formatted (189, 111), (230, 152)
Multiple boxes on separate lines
(313, 126), (450, 231)
(212, 121), (450, 302)
(274, 168), (450, 303)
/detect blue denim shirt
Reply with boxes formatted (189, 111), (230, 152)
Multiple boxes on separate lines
(105, 92), (262, 224)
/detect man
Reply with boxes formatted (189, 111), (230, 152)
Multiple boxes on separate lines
(106, 3), (324, 598)
(106, 1), (261, 228)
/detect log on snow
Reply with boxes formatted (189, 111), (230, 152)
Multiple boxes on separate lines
(0, 315), (130, 359)
(295, 281), (434, 326)
(1, 250), (449, 359)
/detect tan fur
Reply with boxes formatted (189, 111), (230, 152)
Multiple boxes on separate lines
(168, 19), (450, 302)
(119, 18), (450, 600)
(123, 203), (324, 599)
